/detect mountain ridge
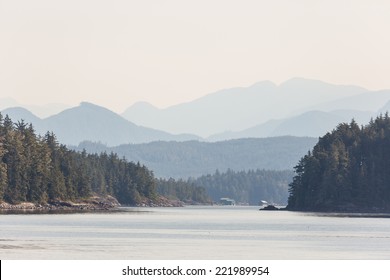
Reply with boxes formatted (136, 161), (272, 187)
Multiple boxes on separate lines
(3, 78), (390, 145)
(1, 103), (201, 146)
(0, 97), (70, 118)
(121, 77), (369, 137)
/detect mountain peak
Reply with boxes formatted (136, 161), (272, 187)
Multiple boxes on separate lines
(76, 102), (121, 116)
(1, 106), (41, 121)
(280, 77), (367, 92)
(280, 77), (330, 88)
(79, 101), (104, 109)
(122, 101), (159, 116)
(129, 101), (157, 110)
(132, 101), (155, 107)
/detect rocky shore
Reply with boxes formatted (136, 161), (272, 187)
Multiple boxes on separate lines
(0, 195), (190, 212)
(135, 196), (184, 207)
(0, 195), (121, 212)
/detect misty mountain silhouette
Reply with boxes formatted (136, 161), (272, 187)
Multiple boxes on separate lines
(2, 102), (200, 146)
(122, 78), (368, 137)
(3, 78), (390, 145)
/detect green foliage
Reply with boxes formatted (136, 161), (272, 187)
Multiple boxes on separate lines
(156, 169), (292, 206)
(190, 169), (293, 205)
(76, 137), (317, 178)
(156, 178), (211, 204)
(0, 113), (157, 205)
(288, 116), (390, 212)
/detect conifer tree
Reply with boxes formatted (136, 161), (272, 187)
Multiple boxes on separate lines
(288, 117), (390, 212)
(0, 114), (159, 205)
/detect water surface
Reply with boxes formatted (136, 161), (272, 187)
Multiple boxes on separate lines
(1, 206), (389, 259)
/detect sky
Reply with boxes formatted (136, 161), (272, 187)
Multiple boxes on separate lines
(1, 0), (390, 113)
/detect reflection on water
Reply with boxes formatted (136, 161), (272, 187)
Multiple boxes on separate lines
(1, 206), (390, 259)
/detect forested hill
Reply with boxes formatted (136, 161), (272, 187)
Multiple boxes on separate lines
(76, 137), (317, 178)
(0, 113), (157, 206)
(288, 114), (390, 212)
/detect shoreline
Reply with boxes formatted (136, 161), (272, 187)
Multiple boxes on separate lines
(0, 195), (191, 213)
(0, 196), (121, 212)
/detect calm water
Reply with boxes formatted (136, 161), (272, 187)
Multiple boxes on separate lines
(1, 206), (390, 259)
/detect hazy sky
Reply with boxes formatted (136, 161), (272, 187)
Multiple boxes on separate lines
(1, 0), (390, 112)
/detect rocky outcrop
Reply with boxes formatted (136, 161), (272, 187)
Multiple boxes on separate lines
(0, 195), (121, 211)
(259, 205), (283, 211)
(0, 202), (37, 210)
(135, 196), (184, 207)
(0, 195), (208, 211)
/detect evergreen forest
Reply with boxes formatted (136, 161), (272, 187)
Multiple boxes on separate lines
(288, 115), (390, 212)
(76, 136), (316, 178)
(0, 113), (297, 208)
(0, 113), (156, 205)
(156, 178), (211, 204)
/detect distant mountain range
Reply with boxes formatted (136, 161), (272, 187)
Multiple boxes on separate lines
(121, 77), (373, 137)
(1, 102), (200, 146)
(208, 110), (375, 141)
(0, 97), (70, 118)
(208, 89), (390, 140)
(2, 78), (390, 145)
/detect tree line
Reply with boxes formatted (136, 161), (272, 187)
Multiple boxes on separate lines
(0, 113), (297, 207)
(288, 114), (390, 212)
(0, 113), (156, 205)
(156, 178), (211, 204)
(76, 136), (316, 178)
(190, 169), (293, 205)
